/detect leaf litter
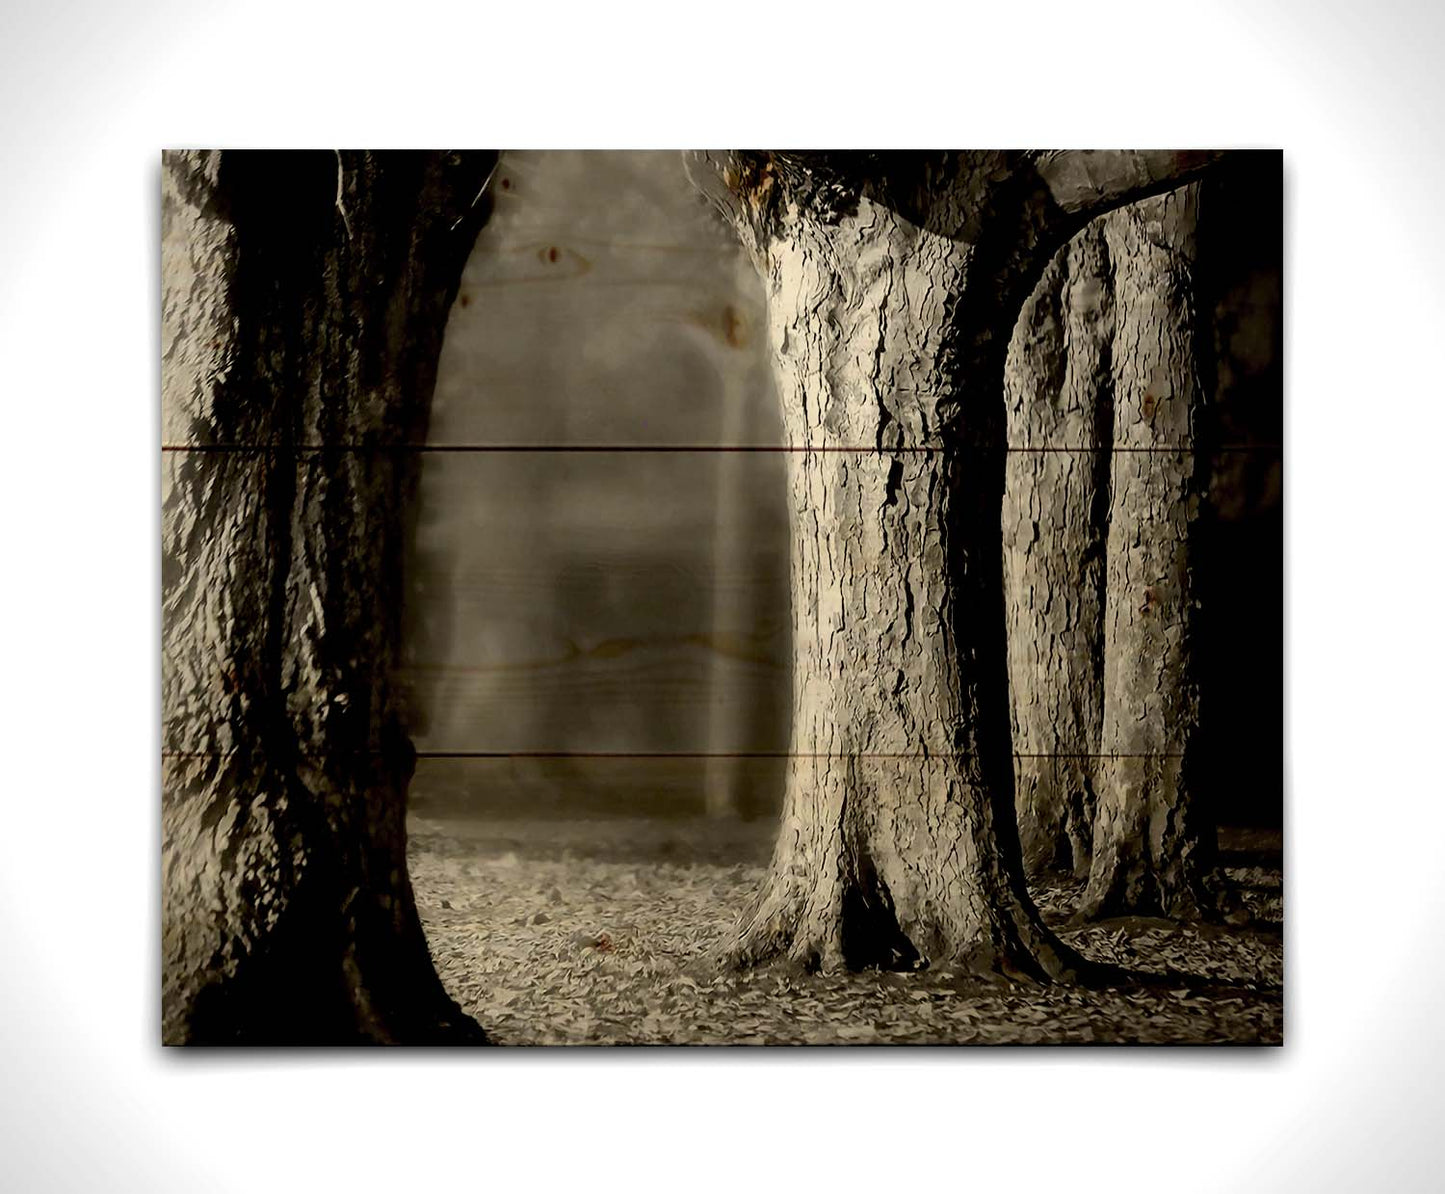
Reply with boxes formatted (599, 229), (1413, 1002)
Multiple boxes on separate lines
(409, 816), (1282, 1046)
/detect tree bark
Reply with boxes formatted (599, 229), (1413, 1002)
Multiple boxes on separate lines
(1002, 223), (1113, 878)
(689, 151), (1223, 978)
(161, 149), (497, 1043)
(1079, 183), (1232, 921)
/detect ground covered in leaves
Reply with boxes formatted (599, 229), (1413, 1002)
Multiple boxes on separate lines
(410, 816), (1282, 1045)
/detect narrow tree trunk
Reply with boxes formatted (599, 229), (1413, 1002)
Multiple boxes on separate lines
(688, 150), (1223, 978)
(161, 149), (497, 1043)
(1080, 184), (1232, 921)
(1002, 224), (1113, 878)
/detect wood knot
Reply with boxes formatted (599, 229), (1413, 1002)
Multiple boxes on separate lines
(723, 304), (745, 348)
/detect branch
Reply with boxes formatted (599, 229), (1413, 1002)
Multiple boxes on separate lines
(450, 156), (502, 233)
(1028, 150), (1226, 221)
(334, 149), (353, 241)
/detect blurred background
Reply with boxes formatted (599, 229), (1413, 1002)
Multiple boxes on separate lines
(399, 150), (1281, 832)
(401, 150), (791, 821)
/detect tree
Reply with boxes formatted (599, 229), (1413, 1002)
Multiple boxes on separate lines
(1079, 183), (1235, 921)
(1002, 221), (1113, 879)
(688, 151), (1224, 978)
(161, 149), (498, 1043)
(1000, 181), (1237, 917)
(1001, 181), (1240, 915)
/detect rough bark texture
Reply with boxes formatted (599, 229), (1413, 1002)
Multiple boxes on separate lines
(161, 149), (498, 1043)
(1002, 224), (1113, 878)
(1079, 184), (1231, 921)
(688, 151), (1222, 979)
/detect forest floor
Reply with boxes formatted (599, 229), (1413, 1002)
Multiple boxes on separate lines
(409, 815), (1283, 1046)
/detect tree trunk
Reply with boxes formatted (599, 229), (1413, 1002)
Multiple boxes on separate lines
(688, 151), (1223, 978)
(161, 149), (497, 1043)
(1002, 223), (1114, 878)
(1079, 184), (1232, 921)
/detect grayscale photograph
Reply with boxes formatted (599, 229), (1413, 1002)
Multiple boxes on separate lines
(160, 149), (1282, 1045)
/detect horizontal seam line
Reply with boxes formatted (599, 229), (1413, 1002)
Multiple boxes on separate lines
(160, 750), (1186, 760)
(159, 443), (1277, 454)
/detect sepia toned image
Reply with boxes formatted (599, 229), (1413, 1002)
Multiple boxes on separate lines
(160, 148), (1281, 1046)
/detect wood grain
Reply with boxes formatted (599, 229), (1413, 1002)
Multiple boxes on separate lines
(429, 150), (782, 449)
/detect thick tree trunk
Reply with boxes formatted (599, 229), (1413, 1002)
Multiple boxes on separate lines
(688, 151), (1222, 978)
(161, 149), (497, 1043)
(740, 207), (1057, 977)
(729, 202), (1069, 977)
(1079, 184), (1232, 921)
(1001, 224), (1113, 878)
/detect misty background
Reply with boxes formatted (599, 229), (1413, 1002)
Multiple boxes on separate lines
(400, 150), (1281, 830)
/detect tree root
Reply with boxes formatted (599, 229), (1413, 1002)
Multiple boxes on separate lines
(1077, 852), (1248, 927)
(724, 870), (1096, 987)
